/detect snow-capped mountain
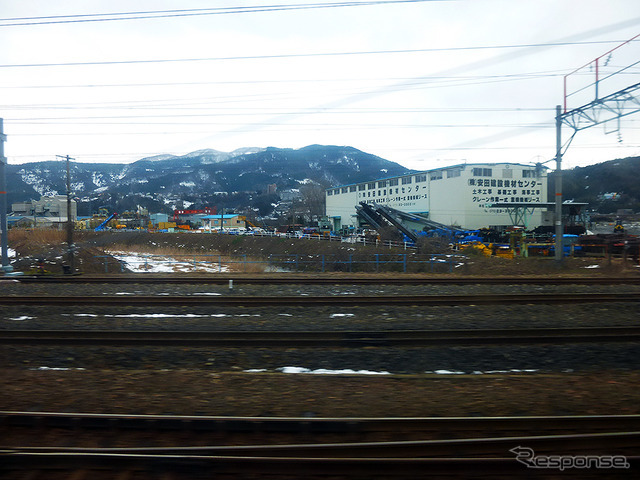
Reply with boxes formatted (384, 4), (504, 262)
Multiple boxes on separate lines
(6, 145), (412, 216)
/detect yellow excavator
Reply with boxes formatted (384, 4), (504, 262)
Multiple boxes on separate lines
(614, 219), (625, 233)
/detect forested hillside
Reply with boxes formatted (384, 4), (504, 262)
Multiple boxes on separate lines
(548, 156), (639, 213)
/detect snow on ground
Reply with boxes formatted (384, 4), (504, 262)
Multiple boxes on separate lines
(107, 250), (229, 273)
(66, 313), (246, 318)
(428, 369), (538, 375)
(243, 367), (540, 375)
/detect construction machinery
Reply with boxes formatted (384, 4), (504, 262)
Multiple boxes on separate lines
(94, 213), (118, 231)
(355, 202), (477, 244)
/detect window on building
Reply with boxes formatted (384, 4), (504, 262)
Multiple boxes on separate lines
(389, 178), (399, 186)
(327, 190), (333, 196)
(522, 170), (536, 178)
(368, 182), (376, 189)
(472, 168), (492, 177)
(415, 174), (427, 182)
(378, 180), (386, 188)
(333, 189), (340, 195)
(401, 176), (412, 185)
(430, 172), (443, 181)
(502, 169), (513, 178)
(349, 185), (356, 192)
(358, 184), (365, 191)
(341, 187), (348, 194)
(446, 168), (461, 178)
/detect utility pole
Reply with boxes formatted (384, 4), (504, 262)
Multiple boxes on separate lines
(56, 155), (75, 274)
(0, 118), (11, 274)
(554, 105), (563, 262)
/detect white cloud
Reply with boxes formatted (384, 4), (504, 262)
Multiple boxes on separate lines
(1, 0), (639, 170)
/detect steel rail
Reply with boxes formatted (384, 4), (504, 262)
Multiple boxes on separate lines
(1, 292), (640, 307)
(2, 326), (640, 346)
(3, 411), (639, 435)
(6, 431), (640, 458)
(11, 274), (640, 285)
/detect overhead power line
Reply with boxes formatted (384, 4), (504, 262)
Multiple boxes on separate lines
(0, 40), (626, 69)
(0, 1), (445, 27)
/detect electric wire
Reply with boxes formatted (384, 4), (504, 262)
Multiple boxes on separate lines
(0, 1), (444, 27)
(0, 40), (627, 69)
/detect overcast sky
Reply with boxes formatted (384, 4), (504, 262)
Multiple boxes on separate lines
(1, 0), (639, 171)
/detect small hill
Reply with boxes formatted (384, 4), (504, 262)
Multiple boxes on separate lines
(549, 156), (640, 213)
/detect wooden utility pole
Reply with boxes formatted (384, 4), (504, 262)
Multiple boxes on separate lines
(57, 155), (75, 274)
(0, 118), (10, 274)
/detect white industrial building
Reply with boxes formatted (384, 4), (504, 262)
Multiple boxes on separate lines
(325, 163), (550, 232)
(10, 195), (77, 229)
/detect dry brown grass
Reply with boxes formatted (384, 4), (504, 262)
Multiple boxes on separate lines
(8, 228), (67, 254)
(104, 243), (269, 273)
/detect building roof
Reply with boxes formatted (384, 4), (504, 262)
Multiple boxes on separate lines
(201, 214), (242, 219)
(326, 162), (549, 191)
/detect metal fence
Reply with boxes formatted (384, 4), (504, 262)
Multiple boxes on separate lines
(196, 229), (418, 250)
(96, 253), (460, 274)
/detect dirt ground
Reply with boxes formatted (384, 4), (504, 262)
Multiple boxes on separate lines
(6, 229), (640, 276)
(2, 229), (639, 420)
(1, 370), (639, 418)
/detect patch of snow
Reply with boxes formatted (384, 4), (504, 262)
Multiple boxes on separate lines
(427, 369), (539, 375)
(276, 366), (390, 375)
(33, 367), (86, 371)
(9, 316), (33, 321)
(107, 250), (229, 273)
(105, 313), (211, 318)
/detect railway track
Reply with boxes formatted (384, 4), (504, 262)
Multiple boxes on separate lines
(2, 412), (637, 478)
(9, 274), (640, 285)
(3, 326), (640, 346)
(4, 411), (639, 436)
(3, 277), (638, 477)
(2, 292), (640, 306)
(7, 453), (626, 479)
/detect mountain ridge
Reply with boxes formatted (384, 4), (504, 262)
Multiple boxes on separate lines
(6, 147), (639, 217)
(6, 145), (411, 216)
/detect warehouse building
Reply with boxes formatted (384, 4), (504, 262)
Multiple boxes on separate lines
(325, 163), (549, 232)
(10, 195), (77, 229)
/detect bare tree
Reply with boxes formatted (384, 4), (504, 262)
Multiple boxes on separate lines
(298, 183), (327, 219)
